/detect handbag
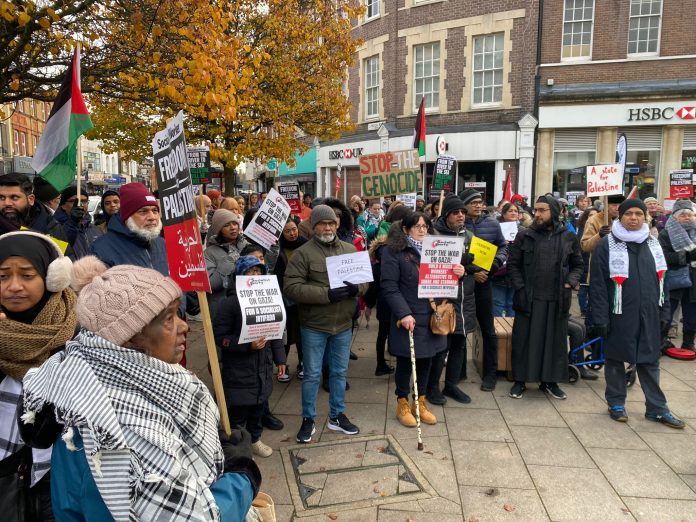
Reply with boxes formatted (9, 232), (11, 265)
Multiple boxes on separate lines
(429, 299), (456, 335)
(666, 266), (692, 291)
(0, 448), (30, 522)
(251, 492), (276, 522)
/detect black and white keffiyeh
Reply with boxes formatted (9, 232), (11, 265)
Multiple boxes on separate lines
(22, 330), (225, 522)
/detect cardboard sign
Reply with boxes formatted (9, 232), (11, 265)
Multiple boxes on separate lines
(499, 221), (518, 242)
(243, 188), (291, 250)
(586, 163), (623, 197)
(469, 236), (498, 272)
(277, 181), (301, 215)
(187, 146), (210, 185)
(152, 111), (211, 292)
(670, 169), (694, 199)
(417, 235), (464, 298)
(433, 155), (456, 191)
(565, 191), (585, 207)
(325, 251), (373, 289)
(395, 192), (417, 210)
(236, 275), (286, 344)
(360, 149), (422, 198)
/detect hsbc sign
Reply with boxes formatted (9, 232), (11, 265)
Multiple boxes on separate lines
(628, 105), (696, 122)
(328, 147), (363, 160)
(539, 101), (696, 128)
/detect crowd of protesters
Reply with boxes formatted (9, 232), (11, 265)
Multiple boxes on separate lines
(1, 169), (694, 520)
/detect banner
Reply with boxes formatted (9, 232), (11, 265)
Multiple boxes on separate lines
(395, 192), (417, 210)
(243, 188), (291, 250)
(236, 275), (286, 344)
(360, 149), (422, 198)
(325, 251), (374, 289)
(670, 169), (694, 199)
(469, 236), (498, 272)
(277, 181), (301, 215)
(586, 164), (623, 197)
(433, 155), (456, 192)
(417, 236), (464, 298)
(187, 146), (210, 185)
(152, 111), (211, 292)
(499, 222), (518, 242)
(616, 133), (627, 175)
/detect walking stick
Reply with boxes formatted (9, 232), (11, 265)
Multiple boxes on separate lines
(409, 329), (424, 451)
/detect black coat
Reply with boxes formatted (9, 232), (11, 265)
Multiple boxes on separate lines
(590, 236), (669, 364)
(380, 232), (447, 359)
(657, 228), (696, 303)
(213, 286), (286, 406)
(363, 237), (389, 322)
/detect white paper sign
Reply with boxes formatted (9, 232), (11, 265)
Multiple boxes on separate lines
(395, 193), (417, 210)
(499, 221), (518, 242)
(236, 275), (286, 344)
(418, 235), (464, 299)
(326, 251), (374, 289)
(586, 163), (623, 197)
(243, 188), (291, 250)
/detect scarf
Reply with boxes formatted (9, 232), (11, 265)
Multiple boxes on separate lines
(0, 289), (77, 380)
(22, 330), (225, 522)
(665, 215), (696, 255)
(608, 221), (667, 314)
(407, 235), (423, 254)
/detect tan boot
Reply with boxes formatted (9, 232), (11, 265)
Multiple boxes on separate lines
(396, 397), (417, 427)
(412, 396), (437, 425)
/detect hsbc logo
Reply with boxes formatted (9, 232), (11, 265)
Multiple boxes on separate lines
(628, 105), (696, 122)
(329, 148), (364, 160)
(677, 107), (696, 120)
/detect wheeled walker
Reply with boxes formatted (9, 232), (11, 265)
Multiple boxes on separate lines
(568, 336), (636, 387)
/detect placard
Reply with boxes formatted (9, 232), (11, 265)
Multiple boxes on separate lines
(469, 236), (498, 272)
(277, 181), (301, 215)
(586, 163), (623, 197)
(325, 251), (374, 289)
(187, 146), (210, 185)
(670, 169), (694, 199)
(395, 192), (417, 209)
(499, 221), (518, 242)
(417, 236), (464, 298)
(359, 149), (422, 198)
(565, 191), (585, 207)
(433, 155), (456, 191)
(236, 275), (286, 344)
(243, 188), (291, 250)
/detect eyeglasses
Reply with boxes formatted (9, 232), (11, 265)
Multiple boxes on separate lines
(449, 209), (466, 215)
(469, 201), (484, 206)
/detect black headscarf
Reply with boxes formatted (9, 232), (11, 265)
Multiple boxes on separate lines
(536, 195), (561, 224)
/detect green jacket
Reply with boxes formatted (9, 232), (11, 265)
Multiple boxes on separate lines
(283, 235), (368, 334)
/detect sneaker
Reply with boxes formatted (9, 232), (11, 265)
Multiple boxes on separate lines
(297, 364), (304, 380)
(296, 417), (316, 443)
(277, 372), (290, 383)
(645, 411), (685, 429)
(251, 440), (273, 458)
(480, 374), (497, 392)
(608, 405), (628, 422)
(509, 381), (526, 399)
(540, 382), (567, 400)
(327, 413), (360, 435)
(349, 351), (358, 360)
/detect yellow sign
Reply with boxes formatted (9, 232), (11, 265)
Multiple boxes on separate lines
(20, 226), (69, 254)
(469, 236), (498, 272)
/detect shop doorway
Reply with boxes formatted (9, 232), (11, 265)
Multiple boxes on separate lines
(457, 161), (496, 205)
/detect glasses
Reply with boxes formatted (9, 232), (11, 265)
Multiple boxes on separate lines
(412, 224), (428, 230)
(450, 209), (466, 215)
(469, 201), (484, 206)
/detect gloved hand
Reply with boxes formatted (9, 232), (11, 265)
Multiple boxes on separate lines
(219, 427), (252, 463)
(70, 204), (86, 224)
(599, 225), (611, 237)
(328, 286), (351, 302)
(592, 324), (608, 340)
(688, 249), (696, 262)
(461, 252), (475, 266)
(343, 281), (359, 297)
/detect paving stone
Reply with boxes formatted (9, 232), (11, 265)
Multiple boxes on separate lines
(274, 503), (294, 521)
(362, 439), (401, 466)
(496, 395), (567, 427)
(451, 440), (533, 489)
(640, 432), (696, 474)
(446, 407), (513, 442)
(660, 362), (696, 381)
(255, 451), (292, 505)
(319, 405), (386, 441)
(622, 497), (696, 521)
(528, 465), (632, 521)
(655, 390), (696, 419)
(680, 474), (696, 491)
(319, 465), (399, 505)
(273, 383), (329, 418)
(398, 435), (460, 504)
(417, 497), (462, 513)
(511, 426), (595, 468)
(296, 506), (378, 522)
(257, 413), (305, 449)
(459, 485), (549, 521)
(344, 377), (390, 404)
(588, 448), (696, 499)
(377, 500), (423, 512)
(293, 441), (367, 474)
(561, 412), (649, 450)
(376, 509), (463, 522)
(441, 381), (500, 410)
(652, 371), (695, 392)
(549, 386), (608, 413)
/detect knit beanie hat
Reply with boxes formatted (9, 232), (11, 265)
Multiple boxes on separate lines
(71, 256), (182, 346)
(643, 196), (658, 205)
(442, 194), (466, 217)
(0, 230), (72, 292)
(459, 188), (483, 205)
(235, 255), (268, 276)
(510, 194), (525, 204)
(59, 185), (78, 206)
(671, 199), (694, 218)
(119, 183), (159, 222)
(618, 198), (647, 219)
(208, 209), (240, 239)
(310, 204), (338, 228)
(33, 177), (60, 203)
(206, 189), (221, 200)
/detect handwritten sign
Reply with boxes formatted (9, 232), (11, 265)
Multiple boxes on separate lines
(433, 155), (456, 191)
(418, 236), (464, 298)
(586, 163), (623, 197)
(236, 275), (286, 344)
(395, 192), (417, 210)
(360, 149), (422, 198)
(499, 221), (518, 242)
(152, 111), (211, 292)
(670, 169), (694, 199)
(469, 236), (498, 272)
(277, 181), (301, 215)
(244, 188), (291, 250)
(325, 251), (373, 289)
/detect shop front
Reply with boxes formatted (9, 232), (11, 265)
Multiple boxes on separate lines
(276, 148), (317, 197)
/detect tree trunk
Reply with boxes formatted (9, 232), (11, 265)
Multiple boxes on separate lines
(223, 162), (237, 196)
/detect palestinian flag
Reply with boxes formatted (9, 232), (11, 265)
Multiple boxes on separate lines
(413, 97), (426, 157)
(31, 49), (93, 192)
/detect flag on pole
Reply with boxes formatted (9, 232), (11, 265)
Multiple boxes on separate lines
(503, 168), (513, 202)
(31, 49), (93, 192)
(413, 97), (426, 157)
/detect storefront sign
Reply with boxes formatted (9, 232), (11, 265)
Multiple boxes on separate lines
(325, 251), (373, 289)
(329, 147), (364, 160)
(236, 275), (286, 344)
(586, 164), (623, 197)
(359, 149), (422, 197)
(433, 155), (456, 191)
(418, 236), (464, 299)
(244, 188), (291, 250)
(12, 156), (33, 174)
(670, 169), (694, 199)
(277, 181), (301, 215)
(539, 101), (696, 128)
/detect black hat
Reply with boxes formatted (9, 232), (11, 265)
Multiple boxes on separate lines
(536, 194), (561, 223)
(33, 177), (60, 203)
(618, 198), (647, 219)
(607, 194), (626, 205)
(59, 185), (78, 206)
(442, 195), (466, 217)
(459, 188), (483, 205)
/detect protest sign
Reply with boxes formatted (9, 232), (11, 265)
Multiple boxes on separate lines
(499, 221), (518, 242)
(187, 146), (210, 185)
(469, 236), (498, 272)
(152, 111), (211, 292)
(277, 181), (301, 215)
(360, 149), (422, 197)
(433, 155), (456, 192)
(236, 276), (286, 344)
(326, 251), (374, 289)
(417, 236), (464, 298)
(586, 163), (623, 197)
(670, 169), (694, 199)
(395, 192), (417, 209)
(244, 188), (291, 250)
(565, 191), (585, 207)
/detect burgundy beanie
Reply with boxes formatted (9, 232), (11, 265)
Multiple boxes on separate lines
(119, 183), (159, 222)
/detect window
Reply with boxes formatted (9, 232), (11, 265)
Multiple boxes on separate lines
(41, 102), (46, 121)
(32, 135), (38, 153)
(19, 132), (26, 156)
(628, 0), (661, 54)
(29, 100), (35, 117)
(364, 56), (379, 119)
(365, 0), (379, 19)
(472, 33), (504, 106)
(414, 43), (440, 111)
(17, 100), (24, 113)
(13, 130), (19, 154)
(561, 0), (594, 59)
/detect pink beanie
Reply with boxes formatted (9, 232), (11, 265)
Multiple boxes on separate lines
(71, 256), (182, 346)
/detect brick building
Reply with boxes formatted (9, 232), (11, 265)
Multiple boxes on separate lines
(536, 0), (696, 203)
(2, 99), (52, 176)
(315, 0), (540, 204)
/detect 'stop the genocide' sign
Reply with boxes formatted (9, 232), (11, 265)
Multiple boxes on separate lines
(359, 149), (422, 198)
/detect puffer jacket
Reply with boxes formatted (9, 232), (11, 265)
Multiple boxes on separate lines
(283, 234), (368, 335)
(464, 214), (507, 273)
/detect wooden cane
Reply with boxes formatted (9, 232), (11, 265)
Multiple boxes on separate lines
(397, 319), (424, 450)
(437, 190), (445, 218)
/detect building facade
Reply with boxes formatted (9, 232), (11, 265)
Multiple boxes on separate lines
(0, 99), (52, 177)
(317, 0), (540, 204)
(536, 0), (696, 201)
